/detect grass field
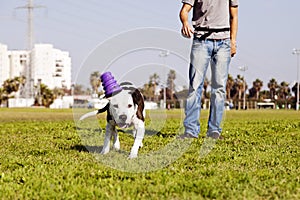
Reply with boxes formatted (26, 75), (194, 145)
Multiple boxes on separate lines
(0, 108), (299, 199)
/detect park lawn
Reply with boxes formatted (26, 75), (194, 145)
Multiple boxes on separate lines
(0, 108), (299, 199)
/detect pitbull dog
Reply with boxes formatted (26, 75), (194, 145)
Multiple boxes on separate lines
(80, 82), (145, 158)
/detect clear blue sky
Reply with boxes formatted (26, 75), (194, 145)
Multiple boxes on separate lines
(1, 0), (300, 90)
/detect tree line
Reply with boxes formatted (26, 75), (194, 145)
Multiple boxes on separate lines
(89, 70), (299, 109)
(1, 71), (299, 109)
(0, 76), (70, 107)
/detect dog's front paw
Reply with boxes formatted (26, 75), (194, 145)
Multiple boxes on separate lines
(113, 141), (120, 151)
(100, 151), (107, 155)
(128, 154), (137, 159)
(100, 148), (109, 155)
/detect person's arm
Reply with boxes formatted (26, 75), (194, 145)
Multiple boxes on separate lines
(179, 3), (194, 38)
(230, 6), (238, 57)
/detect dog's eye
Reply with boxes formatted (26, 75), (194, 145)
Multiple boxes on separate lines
(128, 104), (133, 108)
(113, 105), (119, 109)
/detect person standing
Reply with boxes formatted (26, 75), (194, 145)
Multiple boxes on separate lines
(179, 0), (239, 139)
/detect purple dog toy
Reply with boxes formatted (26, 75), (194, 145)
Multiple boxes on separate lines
(100, 72), (122, 97)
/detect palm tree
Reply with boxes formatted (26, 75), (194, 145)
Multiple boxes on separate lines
(0, 87), (5, 106)
(141, 83), (153, 101)
(249, 79), (263, 100)
(233, 75), (247, 109)
(267, 78), (278, 100)
(40, 83), (55, 107)
(278, 81), (290, 100)
(149, 73), (160, 101)
(236, 75), (246, 99)
(53, 87), (64, 99)
(167, 70), (176, 100)
(73, 84), (87, 95)
(277, 81), (291, 109)
(2, 77), (21, 95)
(32, 82), (55, 107)
(0, 76), (27, 106)
(203, 77), (210, 99)
(89, 71), (101, 96)
(226, 74), (234, 99)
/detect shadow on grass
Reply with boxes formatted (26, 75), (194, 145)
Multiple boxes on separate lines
(76, 127), (102, 132)
(71, 144), (130, 156)
(71, 144), (103, 153)
(76, 127), (171, 137)
(121, 129), (177, 138)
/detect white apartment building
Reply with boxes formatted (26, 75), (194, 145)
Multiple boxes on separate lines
(9, 50), (29, 78)
(0, 44), (9, 85)
(0, 43), (71, 89)
(31, 44), (72, 89)
(53, 48), (72, 89)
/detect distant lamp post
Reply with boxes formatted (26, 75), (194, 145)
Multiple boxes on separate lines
(292, 48), (300, 111)
(159, 50), (170, 109)
(239, 66), (248, 110)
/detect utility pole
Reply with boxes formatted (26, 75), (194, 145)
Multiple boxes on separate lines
(239, 66), (248, 110)
(15, 0), (45, 51)
(159, 50), (170, 109)
(15, 0), (45, 101)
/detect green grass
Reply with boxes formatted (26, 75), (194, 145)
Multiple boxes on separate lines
(0, 108), (299, 199)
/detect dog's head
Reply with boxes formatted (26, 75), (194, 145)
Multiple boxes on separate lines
(99, 82), (144, 128)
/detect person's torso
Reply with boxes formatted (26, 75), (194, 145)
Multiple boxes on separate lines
(192, 0), (230, 29)
(192, 0), (230, 39)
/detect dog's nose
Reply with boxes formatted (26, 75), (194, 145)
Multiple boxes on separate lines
(119, 114), (127, 122)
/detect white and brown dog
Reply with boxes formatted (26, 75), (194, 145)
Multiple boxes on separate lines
(80, 82), (145, 158)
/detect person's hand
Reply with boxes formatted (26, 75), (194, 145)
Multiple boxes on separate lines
(231, 40), (237, 57)
(181, 23), (194, 38)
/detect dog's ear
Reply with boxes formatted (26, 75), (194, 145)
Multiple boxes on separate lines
(131, 89), (144, 121)
(97, 102), (113, 122)
(97, 102), (109, 113)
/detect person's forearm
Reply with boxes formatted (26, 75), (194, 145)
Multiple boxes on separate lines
(180, 4), (194, 38)
(230, 7), (238, 44)
(180, 5), (191, 26)
(180, 10), (188, 25)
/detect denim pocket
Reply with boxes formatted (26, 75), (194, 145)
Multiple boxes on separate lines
(222, 39), (231, 48)
(191, 37), (203, 49)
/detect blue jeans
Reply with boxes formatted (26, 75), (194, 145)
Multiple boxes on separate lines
(184, 38), (231, 137)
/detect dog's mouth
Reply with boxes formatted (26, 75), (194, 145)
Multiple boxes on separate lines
(117, 123), (129, 128)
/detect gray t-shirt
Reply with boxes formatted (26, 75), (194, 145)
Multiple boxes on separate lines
(182, 0), (239, 39)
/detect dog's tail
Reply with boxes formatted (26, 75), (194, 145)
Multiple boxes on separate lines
(79, 110), (98, 121)
(79, 102), (110, 121)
